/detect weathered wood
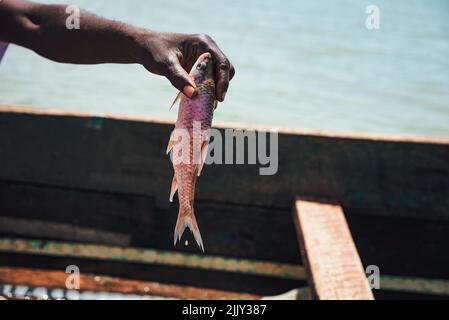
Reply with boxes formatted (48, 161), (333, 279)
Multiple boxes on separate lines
(1, 183), (449, 281)
(293, 198), (374, 300)
(0, 267), (260, 300)
(0, 105), (448, 222)
(0, 238), (305, 280)
(0, 217), (130, 246)
(2, 186), (449, 281)
(1, 105), (449, 298)
(0, 252), (305, 296)
(380, 275), (449, 296)
(0, 180), (301, 263)
(2, 249), (448, 299)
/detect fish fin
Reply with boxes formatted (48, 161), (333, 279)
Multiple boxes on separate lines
(166, 130), (177, 154)
(197, 141), (209, 176)
(174, 208), (204, 252)
(170, 92), (182, 110)
(169, 175), (177, 202)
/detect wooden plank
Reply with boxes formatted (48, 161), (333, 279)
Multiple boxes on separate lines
(380, 275), (449, 296)
(293, 198), (374, 300)
(0, 238), (306, 280)
(0, 105), (448, 222)
(0, 266), (260, 300)
(0, 251), (304, 296)
(2, 181), (449, 281)
(0, 180), (301, 264)
(2, 105), (448, 144)
(0, 217), (130, 246)
(3, 250), (448, 298)
(2, 183), (449, 280)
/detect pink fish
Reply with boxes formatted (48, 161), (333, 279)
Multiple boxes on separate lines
(167, 52), (217, 252)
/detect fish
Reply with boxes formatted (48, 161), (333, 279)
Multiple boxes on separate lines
(167, 52), (218, 252)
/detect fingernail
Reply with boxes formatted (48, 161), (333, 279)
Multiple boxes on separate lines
(183, 85), (196, 98)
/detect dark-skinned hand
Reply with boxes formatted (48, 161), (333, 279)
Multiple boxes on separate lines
(136, 31), (235, 101)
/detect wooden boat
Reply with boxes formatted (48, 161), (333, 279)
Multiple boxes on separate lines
(0, 105), (448, 300)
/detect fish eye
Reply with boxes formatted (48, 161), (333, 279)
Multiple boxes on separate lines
(196, 63), (205, 70)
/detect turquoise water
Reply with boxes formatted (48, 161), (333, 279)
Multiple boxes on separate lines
(1, 0), (448, 137)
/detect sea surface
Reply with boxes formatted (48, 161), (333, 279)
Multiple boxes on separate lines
(1, 0), (448, 137)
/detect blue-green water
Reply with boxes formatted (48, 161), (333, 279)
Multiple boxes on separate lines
(1, 0), (448, 137)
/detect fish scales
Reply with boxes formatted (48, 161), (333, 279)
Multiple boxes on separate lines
(166, 53), (217, 252)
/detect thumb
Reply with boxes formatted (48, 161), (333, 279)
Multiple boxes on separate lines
(164, 60), (197, 98)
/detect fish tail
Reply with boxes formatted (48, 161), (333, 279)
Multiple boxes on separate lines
(174, 206), (204, 252)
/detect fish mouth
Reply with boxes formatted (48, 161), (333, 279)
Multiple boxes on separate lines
(192, 52), (212, 72)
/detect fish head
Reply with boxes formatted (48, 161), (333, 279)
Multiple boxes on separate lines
(190, 52), (214, 86)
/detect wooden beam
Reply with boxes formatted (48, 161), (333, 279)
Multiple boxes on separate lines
(379, 275), (449, 296)
(0, 252), (304, 297)
(0, 181), (301, 264)
(1, 105), (447, 144)
(0, 266), (260, 300)
(0, 238), (306, 280)
(1, 105), (448, 223)
(0, 217), (130, 246)
(293, 198), (374, 300)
